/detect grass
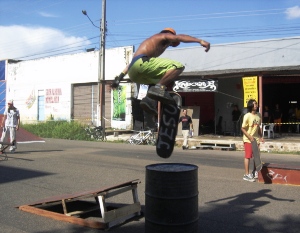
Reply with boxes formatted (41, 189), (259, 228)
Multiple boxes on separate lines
(21, 121), (94, 141)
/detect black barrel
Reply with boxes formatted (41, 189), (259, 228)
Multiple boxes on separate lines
(145, 163), (199, 233)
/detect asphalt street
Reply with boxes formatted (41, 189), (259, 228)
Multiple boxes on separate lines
(0, 139), (299, 233)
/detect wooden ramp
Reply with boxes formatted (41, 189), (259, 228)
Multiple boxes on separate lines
(18, 180), (142, 230)
(258, 163), (300, 186)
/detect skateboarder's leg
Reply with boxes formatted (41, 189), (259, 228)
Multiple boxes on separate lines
(140, 96), (158, 115)
(158, 67), (184, 86)
(147, 61), (184, 104)
(182, 129), (189, 149)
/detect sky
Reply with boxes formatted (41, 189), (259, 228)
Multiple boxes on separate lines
(1, 0), (300, 61)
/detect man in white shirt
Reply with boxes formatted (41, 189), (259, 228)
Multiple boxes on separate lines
(0, 100), (20, 152)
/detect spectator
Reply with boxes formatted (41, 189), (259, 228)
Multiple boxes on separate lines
(273, 104), (282, 134)
(179, 109), (193, 150)
(263, 105), (270, 124)
(0, 100), (20, 152)
(232, 104), (241, 136)
(241, 99), (264, 182)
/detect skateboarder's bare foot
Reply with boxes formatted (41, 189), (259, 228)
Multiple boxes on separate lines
(147, 84), (175, 105)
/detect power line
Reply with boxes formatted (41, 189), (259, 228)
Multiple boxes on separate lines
(2, 3), (300, 61)
(110, 8), (286, 25)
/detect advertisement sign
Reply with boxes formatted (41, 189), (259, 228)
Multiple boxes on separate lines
(242, 76), (258, 107)
(172, 79), (218, 92)
(137, 84), (149, 100)
(112, 85), (127, 121)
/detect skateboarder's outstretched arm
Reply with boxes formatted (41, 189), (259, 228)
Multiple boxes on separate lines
(111, 65), (129, 89)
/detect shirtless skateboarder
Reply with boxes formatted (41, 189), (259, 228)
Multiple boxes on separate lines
(111, 28), (210, 115)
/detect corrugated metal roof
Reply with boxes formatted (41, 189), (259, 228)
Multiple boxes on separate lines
(162, 37), (300, 77)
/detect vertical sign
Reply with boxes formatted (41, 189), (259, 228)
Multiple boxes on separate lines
(112, 85), (126, 121)
(242, 76), (258, 107)
(137, 84), (149, 100)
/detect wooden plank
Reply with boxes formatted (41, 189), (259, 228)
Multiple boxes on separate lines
(102, 202), (141, 223)
(104, 184), (137, 199)
(23, 179), (140, 206)
(66, 206), (99, 216)
(19, 205), (106, 229)
(62, 199), (68, 215)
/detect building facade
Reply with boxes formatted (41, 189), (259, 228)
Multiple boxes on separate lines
(3, 46), (134, 129)
(2, 37), (300, 134)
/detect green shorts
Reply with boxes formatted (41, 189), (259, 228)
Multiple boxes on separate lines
(128, 56), (184, 85)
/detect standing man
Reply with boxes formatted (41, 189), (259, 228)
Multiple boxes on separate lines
(273, 103), (282, 134)
(179, 109), (193, 150)
(241, 99), (264, 182)
(0, 100), (20, 152)
(111, 28), (210, 115)
(232, 104), (241, 136)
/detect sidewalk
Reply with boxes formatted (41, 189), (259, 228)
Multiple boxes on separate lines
(107, 132), (300, 153)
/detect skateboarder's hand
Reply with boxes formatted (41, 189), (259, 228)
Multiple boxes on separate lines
(111, 72), (126, 89)
(200, 40), (210, 52)
(111, 80), (119, 89)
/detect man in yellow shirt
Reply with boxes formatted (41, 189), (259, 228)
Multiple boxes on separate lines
(241, 99), (264, 182)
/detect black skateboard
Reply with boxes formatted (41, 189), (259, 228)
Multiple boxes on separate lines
(251, 139), (263, 172)
(156, 92), (182, 158)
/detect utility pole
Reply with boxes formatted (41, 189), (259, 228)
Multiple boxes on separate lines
(99, 0), (106, 136)
(82, 0), (106, 138)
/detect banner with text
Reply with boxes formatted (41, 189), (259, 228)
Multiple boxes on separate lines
(172, 79), (218, 92)
(112, 85), (127, 121)
(242, 76), (258, 107)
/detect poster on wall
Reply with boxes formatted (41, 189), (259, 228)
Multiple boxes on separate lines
(25, 89), (36, 109)
(137, 84), (148, 100)
(112, 85), (127, 121)
(242, 76), (258, 107)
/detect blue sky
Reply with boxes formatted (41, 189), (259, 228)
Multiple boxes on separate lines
(1, 0), (300, 60)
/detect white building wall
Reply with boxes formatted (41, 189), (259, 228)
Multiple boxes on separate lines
(6, 46), (133, 124)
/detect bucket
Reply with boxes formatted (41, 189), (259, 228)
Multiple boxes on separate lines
(145, 163), (199, 233)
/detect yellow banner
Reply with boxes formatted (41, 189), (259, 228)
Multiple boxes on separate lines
(242, 76), (258, 107)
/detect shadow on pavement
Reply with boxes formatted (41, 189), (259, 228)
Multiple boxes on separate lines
(201, 189), (298, 233)
(28, 189), (299, 233)
(0, 165), (54, 184)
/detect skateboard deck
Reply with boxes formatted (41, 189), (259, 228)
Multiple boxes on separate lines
(251, 140), (263, 172)
(156, 92), (182, 158)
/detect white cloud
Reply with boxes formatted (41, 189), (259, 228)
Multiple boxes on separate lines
(0, 25), (91, 60)
(285, 6), (300, 19)
(38, 12), (59, 18)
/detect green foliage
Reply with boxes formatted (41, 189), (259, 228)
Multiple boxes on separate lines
(21, 121), (93, 141)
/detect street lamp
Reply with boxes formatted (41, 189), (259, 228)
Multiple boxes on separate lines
(82, 0), (106, 139)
